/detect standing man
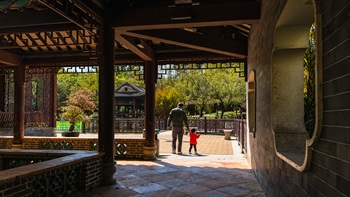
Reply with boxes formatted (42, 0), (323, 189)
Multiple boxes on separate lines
(167, 102), (190, 155)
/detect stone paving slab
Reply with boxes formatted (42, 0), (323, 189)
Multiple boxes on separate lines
(157, 131), (234, 155)
(62, 130), (235, 155)
(113, 130), (234, 155)
(88, 131), (265, 197)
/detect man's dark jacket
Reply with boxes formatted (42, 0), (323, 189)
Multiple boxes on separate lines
(167, 107), (189, 128)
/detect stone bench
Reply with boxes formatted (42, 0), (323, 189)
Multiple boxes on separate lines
(224, 129), (233, 140)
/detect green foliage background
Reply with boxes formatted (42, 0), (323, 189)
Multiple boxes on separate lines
(57, 67), (246, 118)
(304, 24), (316, 137)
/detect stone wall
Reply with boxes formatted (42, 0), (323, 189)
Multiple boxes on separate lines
(248, 1), (287, 195)
(314, 0), (350, 195)
(248, 0), (350, 196)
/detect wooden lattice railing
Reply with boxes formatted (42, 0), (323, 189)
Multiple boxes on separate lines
(0, 111), (45, 128)
(233, 118), (247, 154)
(0, 112), (13, 128)
(81, 117), (237, 135)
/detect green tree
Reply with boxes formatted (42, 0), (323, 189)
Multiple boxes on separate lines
(222, 69), (246, 114)
(61, 89), (96, 131)
(57, 73), (99, 115)
(115, 71), (145, 89)
(155, 87), (184, 117)
(156, 67), (246, 118)
(57, 73), (76, 112)
(72, 73), (99, 100)
(179, 70), (210, 117)
(206, 69), (246, 118)
(304, 24), (316, 136)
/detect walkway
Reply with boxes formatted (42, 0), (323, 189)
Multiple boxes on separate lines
(88, 131), (265, 197)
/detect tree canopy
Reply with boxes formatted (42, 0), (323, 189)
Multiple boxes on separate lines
(61, 88), (96, 124)
(156, 68), (246, 117)
(57, 66), (246, 118)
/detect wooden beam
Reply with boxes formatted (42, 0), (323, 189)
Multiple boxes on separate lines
(23, 53), (143, 65)
(0, 50), (22, 66)
(22, 51), (230, 65)
(23, 56), (92, 65)
(112, 1), (260, 31)
(0, 23), (80, 34)
(123, 29), (247, 58)
(115, 34), (154, 61)
(0, 9), (69, 28)
(38, 0), (101, 35)
(0, 9), (80, 34)
(75, 0), (104, 23)
(155, 50), (230, 60)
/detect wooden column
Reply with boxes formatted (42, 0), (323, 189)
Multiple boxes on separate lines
(0, 75), (5, 111)
(24, 75), (33, 112)
(13, 65), (25, 146)
(133, 99), (136, 117)
(51, 74), (57, 127)
(98, 25), (116, 185)
(143, 61), (157, 160)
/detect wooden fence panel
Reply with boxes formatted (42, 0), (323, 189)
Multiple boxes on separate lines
(84, 117), (238, 135)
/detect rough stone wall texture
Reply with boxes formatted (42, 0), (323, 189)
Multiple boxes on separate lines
(248, 0), (350, 196)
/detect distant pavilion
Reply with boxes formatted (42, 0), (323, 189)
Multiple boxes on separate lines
(115, 82), (145, 118)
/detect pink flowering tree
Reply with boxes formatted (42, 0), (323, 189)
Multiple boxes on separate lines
(61, 89), (96, 132)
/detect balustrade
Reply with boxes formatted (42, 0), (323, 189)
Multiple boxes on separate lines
(83, 117), (238, 134)
(0, 111), (45, 128)
(233, 117), (247, 154)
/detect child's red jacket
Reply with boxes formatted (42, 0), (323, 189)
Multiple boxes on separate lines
(189, 132), (200, 145)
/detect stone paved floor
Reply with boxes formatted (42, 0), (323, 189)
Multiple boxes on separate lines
(157, 131), (234, 155)
(88, 131), (265, 197)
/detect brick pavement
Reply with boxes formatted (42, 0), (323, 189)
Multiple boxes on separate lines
(88, 131), (265, 197)
(158, 131), (234, 155)
(60, 130), (235, 155)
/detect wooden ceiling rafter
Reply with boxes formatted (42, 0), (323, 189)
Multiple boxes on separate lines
(0, 50), (23, 66)
(0, 0), (261, 72)
(115, 34), (154, 61)
(37, 0), (103, 35)
(0, 9), (74, 34)
(122, 28), (247, 58)
(0, 23), (81, 34)
(112, 0), (260, 59)
(0, 30), (96, 52)
(112, 1), (260, 31)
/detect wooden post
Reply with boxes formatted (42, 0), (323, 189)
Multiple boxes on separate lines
(98, 25), (116, 185)
(143, 61), (157, 160)
(0, 75), (5, 111)
(51, 73), (57, 127)
(240, 111), (244, 153)
(13, 65), (25, 147)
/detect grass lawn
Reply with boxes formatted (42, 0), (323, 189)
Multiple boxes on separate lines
(56, 120), (82, 132)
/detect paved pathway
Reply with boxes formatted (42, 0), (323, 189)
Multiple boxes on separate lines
(88, 131), (265, 197)
(157, 131), (234, 155)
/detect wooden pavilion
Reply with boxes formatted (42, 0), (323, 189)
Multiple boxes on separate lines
(0, 0), (258, 187)
(115, 82), (145, 118)
(3, 1), (348, 196)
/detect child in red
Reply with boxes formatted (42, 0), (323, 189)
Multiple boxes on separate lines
(189, 128), (200, 154)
